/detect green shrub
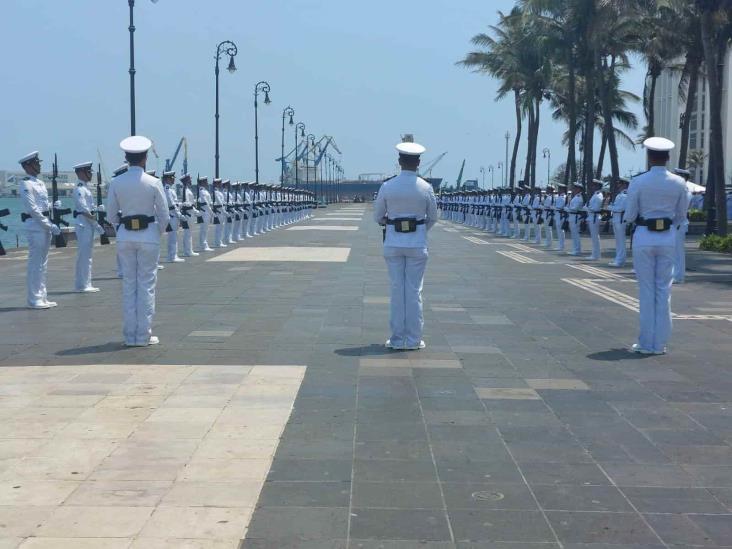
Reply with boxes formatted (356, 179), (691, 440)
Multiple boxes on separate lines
(688, 209), (706, 222)
(700, 234), (732, 253)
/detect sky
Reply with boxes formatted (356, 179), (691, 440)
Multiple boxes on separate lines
(2, 0), (649, 186)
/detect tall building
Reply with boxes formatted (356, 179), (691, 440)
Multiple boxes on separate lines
(654, 48), (732, 186)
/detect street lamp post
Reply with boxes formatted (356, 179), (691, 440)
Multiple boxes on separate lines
(127, 0), (159, 135)
(488, 165), (494, 189)
(294, 123), (305, 189)
(306, 134), (315, 201)
(504, 131), (511, 187)
(497, 162), (504, 188)
(214, 40), (238, 178)
(542, 147), (551, 188)
(281, 106), (294, 184)
(479, 167), (485, 190)
(254, 81), (271, 185)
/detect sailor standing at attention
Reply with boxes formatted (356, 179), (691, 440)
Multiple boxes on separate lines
(672, 168), (693, 284)
(162, 171), (184, 263)
(18, 151), (61, 309)
(196, 176), (214, 252)
(553, 183), (568, 252)
(106, 136), (168, 346)
(374, 139), (438, 351)
(586, 179), (604, 260)
(608, 177), (629, 267)
(567, 182), (585, 256)
(73, 161), (102, 292)
(179, 174), (199, 257)
(624, 137), (689, 355)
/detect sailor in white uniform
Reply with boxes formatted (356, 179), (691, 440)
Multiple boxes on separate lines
(566, 182), (585, 256)
(608, 178), (629, 267)
(18, 151), (61, 309)
(554, 183), (567, 251)
(106, 136), (168, 346)
(212, 178), (226, 248)
(73, 161), (102, 292)
(374, 140), (438, 351)
(179, 174), (199, 257)
(624, 137), (689, 354)
(543, 186), (555, 248)
(586, 179), (604, 260)
(672, 168), (693, 283)
(531, 189), (543, 245)
(196, 177), (214, 252)
(520, 187), (532, 241)
(162, 171), (184, 263)
(111, 164), (129, 278)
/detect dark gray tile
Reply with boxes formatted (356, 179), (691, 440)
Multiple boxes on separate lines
(545, 511), (659, 544)
(436, 460), (524, 484)
(602, 463), (697, 487)
(621, 486), (729, 514)
(532, 485), (633, 512)
(241, 538), (347, 548)
(352, 481), (443, 509)
(449, 510), (555, 542)
(442, 482), (538, 511)
(245, 507), (348, 541)
(352, 542), (455, 549)
(688, 513), (732, 546)
(267, 458), (353, 482)
(520, 462), (612, 486)
(350, 508), (451, 541)
(257, 481), (351, 507)
(354, 459), (437, 482)
(354, 439), (432, 461)
(643, 513), (717, 546)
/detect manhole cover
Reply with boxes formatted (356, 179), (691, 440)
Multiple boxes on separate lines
(472, 491), (505, 501)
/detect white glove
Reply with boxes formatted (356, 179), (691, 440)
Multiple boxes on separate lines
(96, 204), (106, 213)
(53, 200), (62, 209)
(50, 224), (61, 236)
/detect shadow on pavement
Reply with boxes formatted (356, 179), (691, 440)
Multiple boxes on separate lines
(0, 307), (33, 313)
(335, 344), (396, 357)
(56, 342), (127, 356)
(587, 348), (654, 361)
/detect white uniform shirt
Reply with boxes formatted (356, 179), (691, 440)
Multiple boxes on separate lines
(73, 182), (96, 228)
(610, 191), (627, 222)
(106, 166), (168, 244)
(21, 176), (55, 232)
(624, 166), (689, 247)
(373, 170), (438, 249)
(164, 185), (180, 217)
(587, 191), (604, 214)
(567, 194), (585, 215)
(555, 193), (567, 213)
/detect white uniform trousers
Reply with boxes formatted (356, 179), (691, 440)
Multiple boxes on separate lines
(214, 219), (225, 247)
(232, 216), (242, 241)
(513, 217), (521, 239)
(633, 244), (675, 353)
(612, 221), (627, 266)
(117, 240), (159, 346)
(522, 220), (531, 241)
(674, 226), (687, 283)
(569, 218), (582, 255)
(182, 223), (195, 256)
(26, 230), (51, 307)
(589, 216), (601, 259)
(246, 214), (256, 237)
(544, 220), (553, 248)
(166, 216), (180, 261)
(198, 219), (211, 250)
(75, 224), (95, 291)
(555, 221), (566, 251)
(384, 246), (428, 349)
(533, 216), (542, 244)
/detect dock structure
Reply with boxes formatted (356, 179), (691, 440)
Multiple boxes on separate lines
(1, 205), (732, 547)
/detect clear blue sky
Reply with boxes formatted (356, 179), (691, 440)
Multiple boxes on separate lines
(2, 0), (648, 185)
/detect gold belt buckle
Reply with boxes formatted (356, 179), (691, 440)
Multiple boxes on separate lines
(655, 219), (664, 231)
(401, 220), (410, 232)
(131, 218), (140, 230)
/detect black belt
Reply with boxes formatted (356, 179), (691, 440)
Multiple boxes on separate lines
(385, 219), (426, 226)
(637, 217), (673, 232)
(120, 215), (155, 231)
(21, 211), (50, 222)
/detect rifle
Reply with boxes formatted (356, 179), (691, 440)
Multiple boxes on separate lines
(0, 208), (9, 256)
(51, 154), (70, 248)
(180, 179), (192, 230)
(195, 175), (204, 224)
(96, 165), (111, 245)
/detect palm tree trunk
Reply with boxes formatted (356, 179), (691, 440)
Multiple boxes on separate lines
(565, 61), (578, 185)
(510, 88), (522, 188)
(678, 54), (700, 169)
(524, 102), (534, 187)
(599, 57), (621, 192)
(645, 69), (659, 138)
(596, 133), (607, 178)
(531, 95), (541, 187)
(583, 63), (596, 186)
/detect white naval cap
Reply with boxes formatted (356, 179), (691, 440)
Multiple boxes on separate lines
(643, 136), (675, 152)
(396, 142), (426, 156)
(674, 168), (691, 177)
(119, 135), (153, 154)
(73, 161), (93, 170)
(162, 170), (175, 178)
(112, 164), (129, 177)
(18, 151), (40, 165)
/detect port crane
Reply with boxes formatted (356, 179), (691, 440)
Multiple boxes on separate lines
(165, 137), (188, 175)
(419, 152), (447, 179)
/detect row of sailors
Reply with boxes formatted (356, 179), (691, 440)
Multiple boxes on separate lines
(438, 172), (691, 282)
(16, 150), (316, 309)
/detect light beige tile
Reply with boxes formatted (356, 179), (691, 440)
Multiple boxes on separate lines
(178, 459), (271, 482)
(171, 384), (239, 397)
(0, 480), (80, 505)
(227, 394), (296, 409)
(145, 408), (221, 424)
(18, 538), (132, 549)
(35, 505), (153, 537)
(95, 395), (166, 409)
(408, 359), (462, 369)
(76, 407), (153, 423)
(0, 421), (68, 439)
(205, 423), (285, 440)
(193, 438), (277, 460)
(160, 481), (262, 507)
(0, 439), (46, 460)
(30, 395), (105, 408)
(10, 408), (86, 423)
(3, 455), (105, 481)
(0, 506), (55, 537)
(161, 395), (231, 409)
(110, 439), (199, 461)
(141, 507), (251, 539)
(0, 538), (21, 549)
(475, 388), (541, 400)
(208, 246), (350, 263)
(526, 379), (590, 390)
(129, 422), (212, 440)
(248, 365), (305, 378)
(0, 396), (36, 408)
(90, 458), (186, 481)
(358, 358), (410, 369)
(358, 366), (413, 377)
(57, 422), (138, 440)
(107, 383), (180, 397)
(64, 480), (172, 507)
(214, 407), (292, 426)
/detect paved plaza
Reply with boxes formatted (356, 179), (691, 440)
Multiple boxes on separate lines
(1, 205), (732, 548)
